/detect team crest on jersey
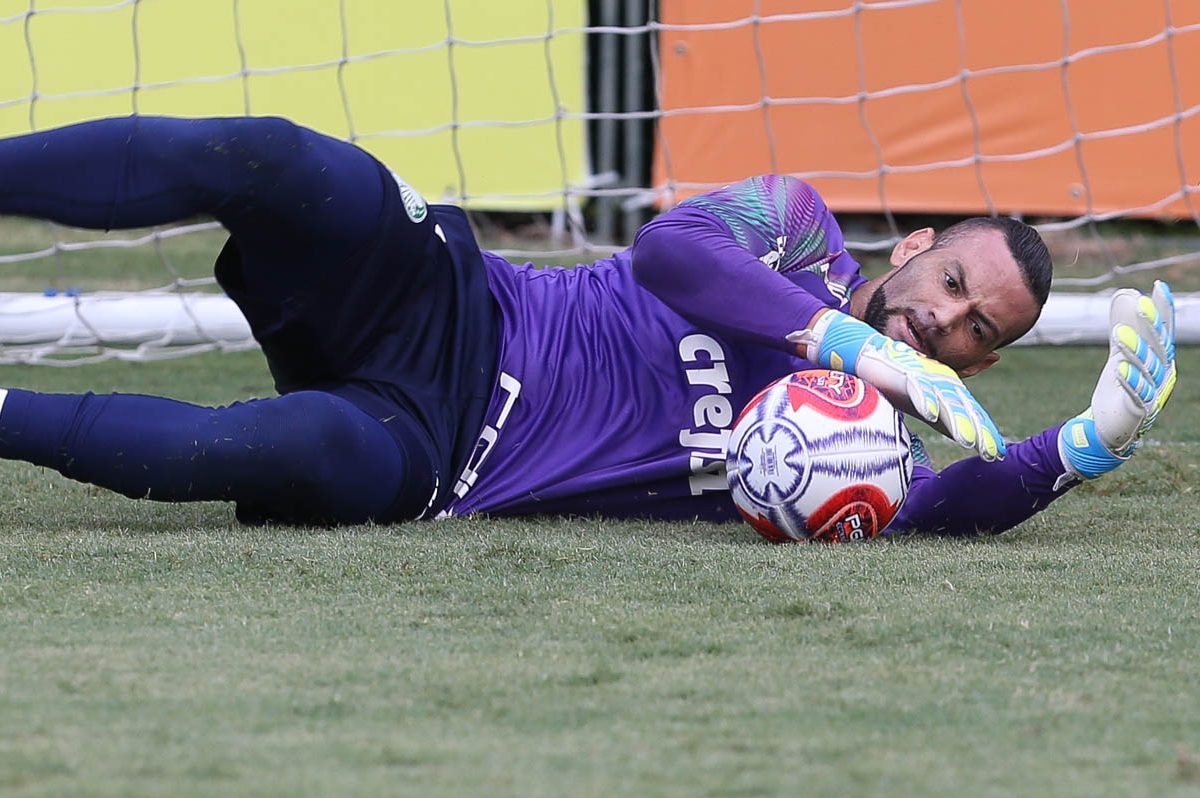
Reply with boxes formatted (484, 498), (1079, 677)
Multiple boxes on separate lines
(390, 171), (428, 224)
(758, 236), (788, 271)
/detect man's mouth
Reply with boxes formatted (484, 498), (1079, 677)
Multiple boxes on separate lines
(904, 315), (930, 357)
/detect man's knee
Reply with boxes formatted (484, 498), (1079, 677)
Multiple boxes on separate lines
(241, 392), (411, 521)
(240, 392), (366, 485)
(224, 116), (309, 165)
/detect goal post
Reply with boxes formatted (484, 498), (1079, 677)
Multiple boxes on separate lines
(0, 0), (1195, 364)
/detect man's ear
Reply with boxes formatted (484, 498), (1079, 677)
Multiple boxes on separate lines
(958, 351), (1000, 378)
(889, 227), (935, 267)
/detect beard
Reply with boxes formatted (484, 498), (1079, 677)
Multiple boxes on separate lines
(862, 279), (892, 334)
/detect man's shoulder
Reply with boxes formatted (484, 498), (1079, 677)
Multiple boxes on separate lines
(675, 175), (846, 260)
(678, 176), (837, 240)
(681, 174), (824, 206)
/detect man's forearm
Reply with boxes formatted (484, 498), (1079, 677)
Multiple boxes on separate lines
(887, 425), (1073, 536)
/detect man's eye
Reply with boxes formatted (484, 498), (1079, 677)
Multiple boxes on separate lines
(972, 321), (984, 339)
(945, 273), (958, 291)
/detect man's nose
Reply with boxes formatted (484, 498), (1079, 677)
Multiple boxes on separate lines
(926, 301), (968, 334)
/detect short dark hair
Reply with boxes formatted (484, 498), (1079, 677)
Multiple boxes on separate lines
(930, 217), (1052, 308)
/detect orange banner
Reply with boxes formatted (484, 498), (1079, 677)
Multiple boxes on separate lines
(654, 0), (1200, 218)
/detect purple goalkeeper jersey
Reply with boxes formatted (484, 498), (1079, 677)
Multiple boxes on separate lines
(442, 176), (1073, 535)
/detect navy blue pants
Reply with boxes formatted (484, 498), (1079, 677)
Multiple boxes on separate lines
(0, 116), (498, 524)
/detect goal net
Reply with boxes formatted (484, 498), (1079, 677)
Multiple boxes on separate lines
(0, 0), (1195, 364)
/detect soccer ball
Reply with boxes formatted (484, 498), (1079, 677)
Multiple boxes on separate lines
(726, 369), (913, 543)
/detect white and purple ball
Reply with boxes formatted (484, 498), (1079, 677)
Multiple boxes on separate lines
(726, 369), (913, 543)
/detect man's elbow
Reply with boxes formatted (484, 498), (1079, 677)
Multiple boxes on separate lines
(629, 219), (673, 291)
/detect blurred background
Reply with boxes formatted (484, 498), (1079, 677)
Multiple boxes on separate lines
(0, 0), (1196, 360)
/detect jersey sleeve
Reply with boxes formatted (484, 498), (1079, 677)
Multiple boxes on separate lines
(887, 424), (1076, 536)
(630, 175), (865, 352)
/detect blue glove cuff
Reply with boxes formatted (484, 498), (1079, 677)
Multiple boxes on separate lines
(815, 313), (879, 373)
(1058, 416), (1128, 480)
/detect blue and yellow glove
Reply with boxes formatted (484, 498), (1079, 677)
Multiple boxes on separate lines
(1058, 280), (1177, 485)
(789, 311), (1006, 461)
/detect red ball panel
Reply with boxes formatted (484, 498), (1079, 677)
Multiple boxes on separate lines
(786, 369), (879, 420)
(736, 505), (794, 544)
(805, 483), (901, 543)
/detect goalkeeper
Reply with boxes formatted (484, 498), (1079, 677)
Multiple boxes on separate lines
(0, 116), (1179, 534)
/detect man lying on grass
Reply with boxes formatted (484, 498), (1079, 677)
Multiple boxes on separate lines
(0, 116), (1179, 535)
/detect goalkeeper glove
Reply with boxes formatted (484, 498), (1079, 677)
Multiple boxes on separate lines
(1057, 280), (1178, 484)
(788, 310), (1006, 461)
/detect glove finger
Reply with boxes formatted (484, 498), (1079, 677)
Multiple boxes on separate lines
(1155, 365), (1178, 416)
(1107, 290), (1167, 391)
(1135, 365), (1177, 440)
(1152, 280), (1177, 362)
(1133, 295), (1170, 365)
(1110, 290), (1168, 369)
(1107, 288), (1143, 329)
(1113, 323), (1165, 388)
(970, 398), (1006, 461)
(1144, 281), (1178, 428)
(933, 380), (979, 451)
(953, 381), (1005, 461)
(1108, 326), (1156, 410)
(905, 378), (942, 425)
(1118, 360), (1155, 405)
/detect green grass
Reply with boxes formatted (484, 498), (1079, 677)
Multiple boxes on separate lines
(0, 343), (1197, 797)
(0, 216), (1197, 795)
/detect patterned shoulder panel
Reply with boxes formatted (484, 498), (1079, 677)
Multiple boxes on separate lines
(679, 175), (859, 302)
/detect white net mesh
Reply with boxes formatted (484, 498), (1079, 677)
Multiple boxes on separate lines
(0, 0), (1195, 363)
